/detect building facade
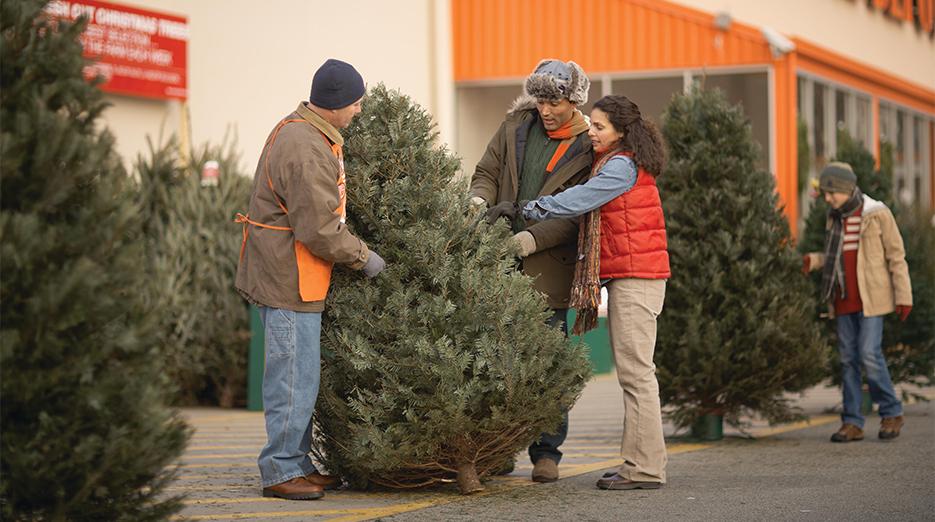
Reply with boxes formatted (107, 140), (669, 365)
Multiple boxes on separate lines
(82, 0), (934, 232)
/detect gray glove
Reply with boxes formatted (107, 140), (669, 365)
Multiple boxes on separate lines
(362, 251), (386, 278)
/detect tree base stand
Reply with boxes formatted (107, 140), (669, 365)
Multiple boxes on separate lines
(456, 463), (484, 495)
(691, 414), (724, 441)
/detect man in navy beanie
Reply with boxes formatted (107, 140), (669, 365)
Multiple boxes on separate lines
(236, 58), (384, 500)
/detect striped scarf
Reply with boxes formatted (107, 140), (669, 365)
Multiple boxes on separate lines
(569, 149), (620, 335)
(821, 188), (863, 302)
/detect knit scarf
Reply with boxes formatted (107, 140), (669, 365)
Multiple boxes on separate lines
(821, 188), (863, 302)
(569, 149), (620, 335)
(546, 109), (589, 140)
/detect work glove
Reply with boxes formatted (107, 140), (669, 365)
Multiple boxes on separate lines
(895, 305), (912, 322)
(801, 255), (811, 274)
(485, 200), (518, 225)
(511, 231), (536, 258)
(470, 196), (487, 208)
(362, 250), (386, 278)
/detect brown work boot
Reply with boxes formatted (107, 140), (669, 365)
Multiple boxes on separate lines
(879, 415), (904, 440)
(531, 458), (559, 483)
(262, 477), (324, 500)
(830, 423), (864, 443)
(305, 471), (342, 490)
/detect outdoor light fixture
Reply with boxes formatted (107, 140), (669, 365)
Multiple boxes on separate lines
(762, 25), (796, 57)
(714, 11), (732, 31)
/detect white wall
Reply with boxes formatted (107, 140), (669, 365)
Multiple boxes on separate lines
(677, 0), (935, 89)
(99, 0), (445, 175)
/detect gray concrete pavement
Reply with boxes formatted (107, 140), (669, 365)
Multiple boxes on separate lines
(385, 401), (935, 522)
(171, 377), (935, 521)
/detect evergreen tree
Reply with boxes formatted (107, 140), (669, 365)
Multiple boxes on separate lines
(0, 2), (189, 520)
(883, 207), (935, 395)
(136, 138), (252, 406)
(655, 86), (828, 429)
(312, 86), (590, 494)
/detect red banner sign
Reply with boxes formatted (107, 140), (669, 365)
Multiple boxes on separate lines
(45, 0), (188, 100)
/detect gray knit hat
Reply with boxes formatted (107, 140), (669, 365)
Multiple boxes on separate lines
(819, 162), (857, 193)
(524, 59), (590, 105)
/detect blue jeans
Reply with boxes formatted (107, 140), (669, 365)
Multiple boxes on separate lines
(257, 307), (321, 487)
(836, 312), (902, 428)
(529, 308), (569, 464)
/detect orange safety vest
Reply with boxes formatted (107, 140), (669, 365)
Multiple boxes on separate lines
(235, 118), (346, 302)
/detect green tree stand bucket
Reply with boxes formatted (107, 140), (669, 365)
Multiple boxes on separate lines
(691, 414), (724, 441)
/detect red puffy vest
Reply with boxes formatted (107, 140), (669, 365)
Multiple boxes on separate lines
(598, 154), (671, 280)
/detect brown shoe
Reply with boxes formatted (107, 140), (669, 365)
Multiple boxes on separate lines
(305, 471), (342, 490)
(531, 458), (559, 483)
(830, 423), (864, 443)
(879, 415), (904, 440)
(262, 477), (324, 500)
(596, 473), (663, 490)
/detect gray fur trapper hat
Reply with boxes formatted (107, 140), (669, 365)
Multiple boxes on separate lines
(524, 59), (590, 105)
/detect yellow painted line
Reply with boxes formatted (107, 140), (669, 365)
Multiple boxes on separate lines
(184, 497), (281, 505)
(746, 415), (839, 438)
(327, 501), (453, 522)
(166, 484), (256, 492)
(172, 501), (442, 521)
(187, 426), (266, 437)
(178, 462), (255, 469)
(176, 472), (253, 479)
(184, 413), (265, 422)
(186, 445), (260, 451)
(182, 453), (256, 460)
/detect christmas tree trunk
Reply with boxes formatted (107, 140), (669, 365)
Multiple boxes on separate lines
(655, 86), (828, 430)
(312, 86), (590, 494)
(0, 2), (189, 519)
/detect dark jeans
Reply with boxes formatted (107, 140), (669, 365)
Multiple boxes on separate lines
(529, 308), (569, 465)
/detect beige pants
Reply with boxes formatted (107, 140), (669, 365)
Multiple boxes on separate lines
(606, 278), (667, 483)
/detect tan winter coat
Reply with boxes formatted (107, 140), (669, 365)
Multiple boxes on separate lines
(471, 96), (593, 309)
(805, 194), (912, 317)
(236, 102), (369, 313)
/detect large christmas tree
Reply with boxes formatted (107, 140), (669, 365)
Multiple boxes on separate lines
(0, 2), (189, 519)
(312, 86), (590, 494)
(654, 86), (828, 430)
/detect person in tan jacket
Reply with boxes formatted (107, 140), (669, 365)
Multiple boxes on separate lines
(236, 59), (385, 500)
(803, 162), (912, 444)
(470, 59), (593, 483)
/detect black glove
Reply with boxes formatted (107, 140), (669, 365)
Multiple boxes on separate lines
(485, 201), (518, 225)
(362, 251), (386, 278)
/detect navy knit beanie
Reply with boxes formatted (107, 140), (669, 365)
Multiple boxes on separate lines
(309, 59), (365, 109)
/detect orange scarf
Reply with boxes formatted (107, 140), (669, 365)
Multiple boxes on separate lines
(546, 109), (589, 140)
(544, 110), (589, 173)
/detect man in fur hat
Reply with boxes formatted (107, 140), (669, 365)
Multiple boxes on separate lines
(470, 59), (594, 483)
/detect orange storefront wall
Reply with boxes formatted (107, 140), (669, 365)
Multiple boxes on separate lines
(452, 0), (935, 231)
(452, 0), (775, 80)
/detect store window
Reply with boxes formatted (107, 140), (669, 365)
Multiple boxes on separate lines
(856, 97), (871, 147)
(610, 77), (684, 130)
(835, 90), (847, 133)
(813, 83), (826, 164)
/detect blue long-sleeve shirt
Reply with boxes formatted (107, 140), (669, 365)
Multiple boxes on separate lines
(523, 155), (638, 221)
